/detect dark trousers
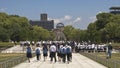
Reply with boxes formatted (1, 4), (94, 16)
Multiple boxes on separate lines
(50, 52), (56, 62)
(70, 53), (72, 61)
(36, 54), (40, 60)
(62, 54), (66, 63)
(67, 53), (71, 62)
(107, 50), (112, 58)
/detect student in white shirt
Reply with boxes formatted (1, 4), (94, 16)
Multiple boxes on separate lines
(50, 43), (57, 63)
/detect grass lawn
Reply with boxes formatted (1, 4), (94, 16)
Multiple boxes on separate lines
(0, 42), (15, 48)
(0, 53), (25, 62)
(90, 52), (120, 62)
(86, 52), (120, 68)
(0, 53), (27, 68)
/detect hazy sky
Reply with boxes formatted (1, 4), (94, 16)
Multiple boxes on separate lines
(0, 0), (119, 29)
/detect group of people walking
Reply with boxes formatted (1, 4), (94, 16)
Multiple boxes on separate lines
(49, 43), (72, 63)
(26, 41), (72, 63)
(26, 41), (113, 63)
(26, 43), (49, 62)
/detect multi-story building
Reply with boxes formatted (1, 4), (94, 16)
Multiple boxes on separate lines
(109, 6), (120, 14)
(29, 13), (54, 30)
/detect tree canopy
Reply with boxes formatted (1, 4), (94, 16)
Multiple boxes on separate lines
(0, 12), (120, 43)
(0, 12), (51, 42)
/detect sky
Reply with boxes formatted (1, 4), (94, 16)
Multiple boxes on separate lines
(0, 0), (120, 29)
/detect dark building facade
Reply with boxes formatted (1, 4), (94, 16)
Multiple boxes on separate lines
(29, 14), (54, 30)
(109, 7), (120, 14)
(41, 13), (47, 21)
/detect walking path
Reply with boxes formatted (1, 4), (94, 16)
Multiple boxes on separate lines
(1, 45), (25, 53)
(0, 45), (107, 68)
(13, 53), (107, 68)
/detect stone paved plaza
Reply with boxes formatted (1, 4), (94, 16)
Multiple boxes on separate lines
(13, 53), (107, 68)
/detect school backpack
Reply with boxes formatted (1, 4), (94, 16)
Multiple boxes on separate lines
(66, 47), (71, 54)
(61, 47), (66, 54)
(36, 48), (40, 54)
(43, 48), (48, 54)
(58, 48), (61, 53)
(27, 47), (31, 53)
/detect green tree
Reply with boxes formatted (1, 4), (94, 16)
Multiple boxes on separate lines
(28, 26), (51, 41)
(96, 13), (112, 30)
(63, 25), (75, 40)
(0, 26), (9, 42)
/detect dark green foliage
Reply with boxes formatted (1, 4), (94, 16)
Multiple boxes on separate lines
(64, 13), (120, 43)
(0, 12), (51, 42)
(87, 13), (120, 43)
(1, 12), (120, 43)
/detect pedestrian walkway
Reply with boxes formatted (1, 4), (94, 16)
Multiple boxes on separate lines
(1, 45), (24, 53)
(13, 53), (107, 68)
